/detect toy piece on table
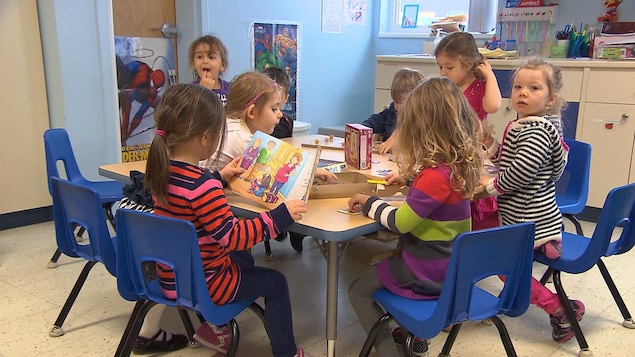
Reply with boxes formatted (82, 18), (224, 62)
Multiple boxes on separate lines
(301, 136), (345, 150)
(337, 208), (363, 216)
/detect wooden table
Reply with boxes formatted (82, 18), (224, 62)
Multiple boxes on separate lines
(99, 135), (398, 357)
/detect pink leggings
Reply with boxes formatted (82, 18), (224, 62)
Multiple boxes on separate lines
(500, 275), (561, 314)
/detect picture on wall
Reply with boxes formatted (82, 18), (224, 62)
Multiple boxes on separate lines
(114, 36), (176, 162)
(252, 22), (299, 120)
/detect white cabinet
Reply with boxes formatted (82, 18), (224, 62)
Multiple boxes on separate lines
(579, 69), (635, 207)
(374, 61), (438, 112)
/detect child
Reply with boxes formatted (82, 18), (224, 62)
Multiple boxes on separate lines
(348, 77), (483, 357)
(435, 31), (502, 231)
(480, 58), (584, 344)
(262, 66), (294, 139)
(361, 68), (424, 155)
(189, 35), (231, 106)
(144, 83), (312, 357)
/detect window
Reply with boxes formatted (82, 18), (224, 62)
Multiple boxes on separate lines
(380, 0), (499, 38)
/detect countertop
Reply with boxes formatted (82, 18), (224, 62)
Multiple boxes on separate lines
(376, 54), (635, 69)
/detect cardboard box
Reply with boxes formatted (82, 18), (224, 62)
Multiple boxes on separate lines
(310, 172), (407, 199)
(344, 124), (372, 170)
(595, 46), (635, 59)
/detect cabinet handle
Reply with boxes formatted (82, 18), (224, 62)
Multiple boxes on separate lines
(505, 106), (512, 112)
(594, 113), (629, 125)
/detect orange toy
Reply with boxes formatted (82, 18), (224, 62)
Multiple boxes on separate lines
(598, 0), (622, 23)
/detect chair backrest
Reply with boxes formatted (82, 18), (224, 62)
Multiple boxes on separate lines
(115, 209), (249, 326)
(435, 222), (535, 327)
(44, 128), (87, 195)
(555, 138), (592, 213)
(593, 183), (635, 258)
(50, 177), (117, 276)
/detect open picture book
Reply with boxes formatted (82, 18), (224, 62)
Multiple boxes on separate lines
(228, 131), (322, 210)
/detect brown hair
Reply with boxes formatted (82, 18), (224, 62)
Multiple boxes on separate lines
(396, 76), (483, 196)
(145, 84), (226, 205)
(261, 66), (291, 94)
(512, 57), (567, 116)
(225, 71), (281, 120)
(188, 35), (229, 81)
(434, 32), (485, 80)
(390, 68), (425, 103)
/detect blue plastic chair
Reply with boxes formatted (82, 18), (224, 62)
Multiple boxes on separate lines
(48, 177), (118, 337)
(44, 128), (123, 267)
(536, 182), (635, 357)
(359, 223), (535, 357)
(556, 138), (592, 235)
(114, 209), (266, 357)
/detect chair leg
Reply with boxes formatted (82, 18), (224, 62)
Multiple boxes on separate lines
(564, 214), (585, 236)
(489, 316), (518, 357)
(597, 258), (635, 328)
(359, 313), (393, 357)
(226, 319), (240, 357)
(439, 323), (462, 357)
(115, 300), (157, 357)
(177, 308), (197, 345)
(264, 239), (274, 261)
(551, 270), (592, 355)
(248, 302), (266, 325)
(539, 267), (554, 285)
(103, 202), (116, 229)
(49, 260), (98, 337)
(47, 248), (63, 268)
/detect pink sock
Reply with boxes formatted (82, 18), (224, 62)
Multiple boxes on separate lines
(541, 240), (563, 259)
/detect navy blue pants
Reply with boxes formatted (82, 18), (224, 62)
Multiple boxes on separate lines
(230, 251), (297, 357)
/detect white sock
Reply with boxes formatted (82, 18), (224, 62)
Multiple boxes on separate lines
(138, 304), (168, 339)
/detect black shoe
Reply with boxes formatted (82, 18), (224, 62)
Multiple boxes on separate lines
(274, 231), (288, 242)
(132, 329), (189, 355)
(289, 232), (305, 253)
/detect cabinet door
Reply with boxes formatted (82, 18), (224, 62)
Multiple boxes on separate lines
(579, 102), (635, 207)
(487, 100), (516, 143)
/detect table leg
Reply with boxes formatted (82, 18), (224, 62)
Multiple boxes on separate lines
(326, 238), (339, 357)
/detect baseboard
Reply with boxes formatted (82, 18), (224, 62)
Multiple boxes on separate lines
(0, 206), (53, 231)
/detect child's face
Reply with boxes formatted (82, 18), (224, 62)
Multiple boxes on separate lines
(511, 68), (555, 118)
(250, 90), (283, 134)
(436, 53), (470, 86)
(193, 44), (225, 83)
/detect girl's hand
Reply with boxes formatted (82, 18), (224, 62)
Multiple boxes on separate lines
(476, 60), (495, 80)
(199, 70), (216, 90)
(348, 194), (370, 212)
(384, 172), (406, 186)
(314, 168), (338, 183)
(219, 157), (244, 182)
(378, 136), (395, 155)
(285, 199), (307, 221)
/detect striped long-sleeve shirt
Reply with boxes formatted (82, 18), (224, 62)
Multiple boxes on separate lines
(154, 161), (293, 305)
(364, 164), (471, 299)
(484, 115), (569, 247)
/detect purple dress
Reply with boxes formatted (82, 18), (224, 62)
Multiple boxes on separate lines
(192, 79), (231, 107)
(241, 146), (259, 170)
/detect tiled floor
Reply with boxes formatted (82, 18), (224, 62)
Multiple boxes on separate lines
(1, 219), (635, 356)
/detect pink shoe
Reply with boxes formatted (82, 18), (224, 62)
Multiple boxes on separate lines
(541, 240), (563, 259)
(295, 348), (318, 357)
(193, 322), (231, 353)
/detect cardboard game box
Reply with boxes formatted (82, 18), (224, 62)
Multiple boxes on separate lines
(344, 124), (372, 170)
(310, 172), (407, 200)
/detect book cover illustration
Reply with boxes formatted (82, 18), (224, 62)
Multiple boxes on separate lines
(229, 131), (320, 210)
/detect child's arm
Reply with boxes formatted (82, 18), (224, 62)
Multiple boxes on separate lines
(361, 106), (392, 133)
(477, 60), (502, 114)
(193, 180), (298, 251)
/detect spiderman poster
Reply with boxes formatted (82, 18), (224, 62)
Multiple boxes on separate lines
(251, 22), (299, 121)
(115, 36), (176, 162)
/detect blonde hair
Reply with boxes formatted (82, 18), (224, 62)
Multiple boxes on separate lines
(390, 68), (425, 103)
(145, 84), (226, 205)
(512, 57), (566, 116)
(188, 35), (229, 81)
(434, 32), (485, 80)
(225, 71), (280, 120)
(396, 77), (483, 196)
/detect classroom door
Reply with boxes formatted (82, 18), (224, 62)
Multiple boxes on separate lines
(112, 0), (177, 160)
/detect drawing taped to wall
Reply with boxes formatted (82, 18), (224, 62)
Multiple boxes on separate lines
(252, 22), (299, 121)
(115, 36), (175, 162)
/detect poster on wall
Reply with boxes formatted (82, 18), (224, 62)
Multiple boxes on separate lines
(251, 22), (299, 121)
(115, 36), (176, 162)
